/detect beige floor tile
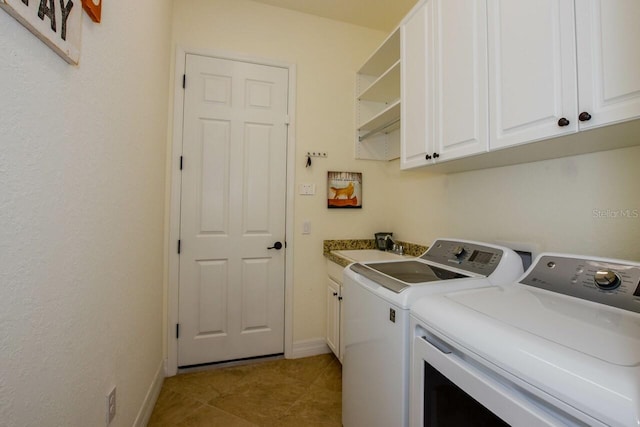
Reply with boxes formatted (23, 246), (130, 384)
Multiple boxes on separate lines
(164, 364), (254, 403)
(311, 357), (342, 392)
(149, 354), (343, 427)
(176, 405), (258, 427)
(148, 388), (203, 426)
(208, 370), (309, 424)
(262, 353), (334, 383)
(274, 385), (342, 427)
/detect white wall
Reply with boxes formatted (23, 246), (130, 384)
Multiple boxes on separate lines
(169, 0), (397, 348)
(387, 144), (640, 260)
(0, 2), (172, 426)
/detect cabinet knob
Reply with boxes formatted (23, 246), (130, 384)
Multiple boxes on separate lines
(338, 296), (343, 301)
(557, 117), (570, 127)
(333, 292), (338, 297)
(579, 112), (592, 122)
(425, 154), (432, 160)
(433, 152), (440, 159)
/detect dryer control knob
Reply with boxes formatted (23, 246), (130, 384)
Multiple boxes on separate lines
(594, 270), (621, 290)
(452, 246), (466, 258)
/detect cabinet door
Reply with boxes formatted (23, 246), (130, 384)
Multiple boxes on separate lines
(326, 278), (341, 358)
(576, 0), (640, 129)
(436, 0), (489, 161)
(401, 0), (436, 169)
(488, 0), (578, 149)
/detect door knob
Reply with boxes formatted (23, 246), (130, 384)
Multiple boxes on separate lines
(267, 241), (283, 250)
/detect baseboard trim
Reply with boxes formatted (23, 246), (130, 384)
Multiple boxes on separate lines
(133, 358), (165, 427)
(290, 338), (331, 359)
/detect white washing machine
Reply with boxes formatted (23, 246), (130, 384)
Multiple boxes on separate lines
(342, 239), (524, 427)
(410, 252), (640, 426)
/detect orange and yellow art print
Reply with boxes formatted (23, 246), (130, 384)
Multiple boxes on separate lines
(327, 171), (362, 209)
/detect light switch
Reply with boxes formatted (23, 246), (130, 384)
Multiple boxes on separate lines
(302, 220), (311, 234)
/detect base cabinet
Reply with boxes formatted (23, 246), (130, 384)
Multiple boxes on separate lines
(326, 260), (344, 362)
(326, 277), (341, 359)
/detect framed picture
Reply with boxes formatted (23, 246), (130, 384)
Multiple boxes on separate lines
(327, 171), (362, 209)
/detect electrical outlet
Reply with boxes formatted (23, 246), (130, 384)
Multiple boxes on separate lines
(302, 220), (311, 234)
(106, 386), (116, 425)
(299, 183), (316, 195)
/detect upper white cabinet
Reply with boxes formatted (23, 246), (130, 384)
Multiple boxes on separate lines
(488, 0), (578, 150)
(369, 0), (640, 169)
(356, 29), (401, 160)
(575, 0), (640, 130)
(489, 0), (640, 151)
(401, 0), (489, 170)
(436, 0), (489, 161)
(400, 0), (434, 169)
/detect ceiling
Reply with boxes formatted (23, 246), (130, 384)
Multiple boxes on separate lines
(250, 0), (419, 32)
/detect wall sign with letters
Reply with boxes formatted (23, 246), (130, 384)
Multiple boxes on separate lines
(0, 0), (82, 64)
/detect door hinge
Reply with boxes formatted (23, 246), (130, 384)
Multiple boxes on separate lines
(177, 240), (181, 254)
(180, 156), (183, 170)
(176, 323), (180, 339)
(182, 74), (186, 89)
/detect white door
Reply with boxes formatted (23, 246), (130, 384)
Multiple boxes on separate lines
(488, 0), (578, 149)
(401, 0), (436, 170)
(575, 0), (640, 130)
(178, 54), (289, 367)
(435, 0), (488, 161)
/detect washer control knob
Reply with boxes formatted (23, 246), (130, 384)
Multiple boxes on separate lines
(452, 245), (466, 258)
(594, 270), (621, 290)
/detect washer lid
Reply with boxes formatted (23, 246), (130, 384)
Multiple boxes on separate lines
(449, 285), (640, 366)
(349, 261), (470, 293)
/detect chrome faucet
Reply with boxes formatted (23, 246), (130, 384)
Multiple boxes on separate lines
(384, 235), (404, 255)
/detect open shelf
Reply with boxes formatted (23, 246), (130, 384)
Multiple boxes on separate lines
(359, 29), (400, 76)
(357, 60), (401, 103)
(355, 27), (401, 159)
(358, 101), (401, 136)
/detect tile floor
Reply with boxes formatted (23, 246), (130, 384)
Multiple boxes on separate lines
(148, 353), (342, 426)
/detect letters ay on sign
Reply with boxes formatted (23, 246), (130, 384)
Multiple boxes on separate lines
(0, 0), (82, 64)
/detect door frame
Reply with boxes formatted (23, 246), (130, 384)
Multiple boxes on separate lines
(166, 47), (296, 376)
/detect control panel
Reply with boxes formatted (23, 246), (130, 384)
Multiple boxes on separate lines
(521, 255), (640, 313)
(421, 240), (504, 276)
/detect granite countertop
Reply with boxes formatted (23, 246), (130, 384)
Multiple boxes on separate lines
(323, 239), (428, 267)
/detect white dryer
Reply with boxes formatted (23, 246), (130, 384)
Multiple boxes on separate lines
(410, 253), (640, 426)
(342, 239), (524, 427)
